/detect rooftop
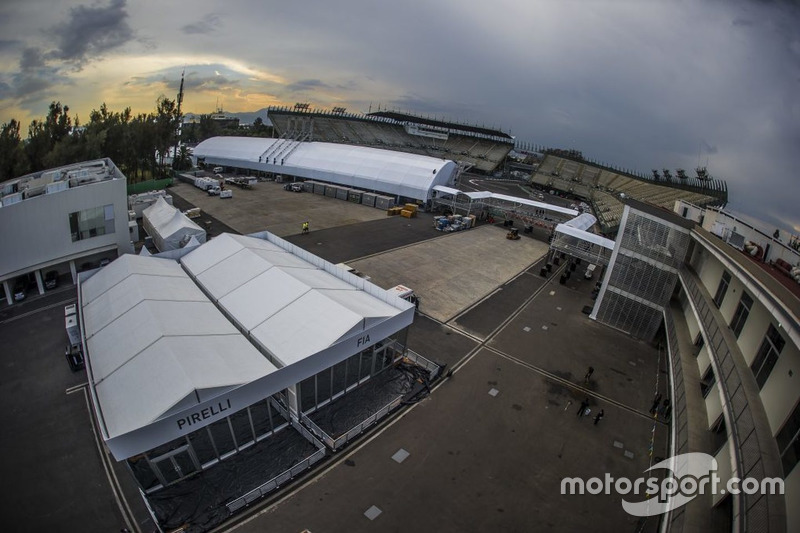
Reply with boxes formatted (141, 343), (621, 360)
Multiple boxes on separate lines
(0, 158), (122, 207)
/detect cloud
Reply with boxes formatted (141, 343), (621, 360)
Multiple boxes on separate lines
(49, 0), (134, 66)
(19, 47), (44, 71)
(181, 14), (223, 35)
(286, 79), (330, 92)
(0, 39), (21, 52)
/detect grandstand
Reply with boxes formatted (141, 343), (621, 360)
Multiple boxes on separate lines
(267, 107), (514, 174)
(531, 154), (728, 234)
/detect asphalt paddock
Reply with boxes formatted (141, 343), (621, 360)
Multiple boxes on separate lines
(1, 187), (670, 532)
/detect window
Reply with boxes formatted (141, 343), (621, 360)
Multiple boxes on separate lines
(68, 204), (115, 242)
(710, 415), (727, 454)
(751, 324), (785, 389)
(713, 271), (731, 308)
(700, 366), (716, 398)
(729, 292), (753, 338)
(694, 333), (705, 356)
(776, 401), (800, 476)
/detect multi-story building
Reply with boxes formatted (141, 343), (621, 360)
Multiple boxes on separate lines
(592, 198), (798, 532)
(0, 158), (133, 304)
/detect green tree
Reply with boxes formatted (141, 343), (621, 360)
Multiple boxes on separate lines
(0, 119), (30, 180)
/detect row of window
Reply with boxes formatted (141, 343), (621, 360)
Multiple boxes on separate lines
(707, 269), (794, 475)
(128, 395), (289, 490)
(68, 204), (115, 242)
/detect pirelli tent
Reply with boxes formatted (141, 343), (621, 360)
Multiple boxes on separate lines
(80, 233), (414, 460)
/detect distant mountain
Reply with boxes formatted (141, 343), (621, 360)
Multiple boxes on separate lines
(184, 108), (272, 126)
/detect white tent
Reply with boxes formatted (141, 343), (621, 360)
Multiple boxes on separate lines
(142, 197), (206, 252)
(193, 136), (457, 201)
(81, 254), (278, 441)
(181, 233), (407, 367)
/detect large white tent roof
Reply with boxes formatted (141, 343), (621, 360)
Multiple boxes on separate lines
(181, 233), (405, 367)
(81, 254), (277, 439)
(193, 136), (456, 200)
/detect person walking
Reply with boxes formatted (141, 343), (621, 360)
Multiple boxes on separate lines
(302, 221), (309, 235)
(577, 398), (590, 417)
(649, 393), (662, 415)
(658, 398), (671, 420)
(593, 409), (604, 425)
(584, 366), (594, 385)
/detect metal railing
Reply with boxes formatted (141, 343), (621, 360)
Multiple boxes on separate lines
(404, 349), (442, 380)
(225, 446), (326, 514)
(301, 395), (405, 452)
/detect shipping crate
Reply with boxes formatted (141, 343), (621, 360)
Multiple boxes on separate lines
(375, 195), (394, 210)
(361, 193), (376, 207)
(302, 181), (316, 193)
(401, 209), (415, 218)
(325, 185), (338, 198)
(348, 190), (362, 203)
(313, 183), (326, 195)
(336, 187), (350, 200)
(404, 203), (419, 213)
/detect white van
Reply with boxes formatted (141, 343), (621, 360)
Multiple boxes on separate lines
(212, 166), (224, 174)
(584, 264), (597, 280)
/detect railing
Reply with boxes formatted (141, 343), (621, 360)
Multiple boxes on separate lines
(301, 395), (405, 452)
(679, 267), (781, 533)
(225, 446), (326, 514)
(404, 349), (442, 380)
(139, 487), (165, 533)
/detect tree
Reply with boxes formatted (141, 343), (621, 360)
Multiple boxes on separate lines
(153, 96), (179, 173)
(0, 119), (30, 180)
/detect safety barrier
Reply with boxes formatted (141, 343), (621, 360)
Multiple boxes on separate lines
(225, 431), (325, 514)
(403, 349), (442, 380)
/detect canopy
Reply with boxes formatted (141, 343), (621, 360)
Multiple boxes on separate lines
(142, 197), (206, 252)
(81, 254), (278, 440)
(181, 233), (406, 367)
(194, 136), (457, 200)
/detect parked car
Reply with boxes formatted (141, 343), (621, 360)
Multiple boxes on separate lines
(44, 270), (59, 290)
(207, 186), (221, 196)
(13, 279), (26, 301)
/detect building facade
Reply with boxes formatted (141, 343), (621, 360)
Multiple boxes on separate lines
(591, 199), (798, 532)
(0, 159), (132, 304)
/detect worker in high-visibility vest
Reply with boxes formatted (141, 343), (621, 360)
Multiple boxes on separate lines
(302, 221), (309, 235)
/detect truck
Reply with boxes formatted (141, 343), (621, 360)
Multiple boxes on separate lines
(387, 284), (420, 310)
(64, 304), (85, 371)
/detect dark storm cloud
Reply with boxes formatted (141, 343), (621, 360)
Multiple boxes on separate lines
(19, 47), (45, 71)
(181, 14), (223, 35)
(0, 39), (21, 52)
(286, 79), (330, 92)
(49, 0), (134, 66)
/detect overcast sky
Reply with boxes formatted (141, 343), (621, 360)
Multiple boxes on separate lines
(0, 0), (797, 233)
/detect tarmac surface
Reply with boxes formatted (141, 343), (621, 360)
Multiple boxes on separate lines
(0, 179), (670, 532)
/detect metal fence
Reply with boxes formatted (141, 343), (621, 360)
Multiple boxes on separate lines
(403, 349), (442, 380)
(301, 395), (405, 452)
(225, 419), (326, 514)
(127, 177), (173, 195)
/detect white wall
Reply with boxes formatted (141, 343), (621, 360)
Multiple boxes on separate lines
(0, 175), (130, 280)
(760, 337), (800, 436)
(713, 440), (733, 506)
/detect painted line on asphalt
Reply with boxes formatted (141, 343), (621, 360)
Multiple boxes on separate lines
(488, 348), (665, 423)
(65, 382), (88, 395)
(0, 297), (76, 326)
(76, 386), (138, 533)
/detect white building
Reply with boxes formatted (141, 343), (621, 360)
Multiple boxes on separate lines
(0, 159), (132, 305)
(589, 198), (799, 532)
(193, 136), (457, 202)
